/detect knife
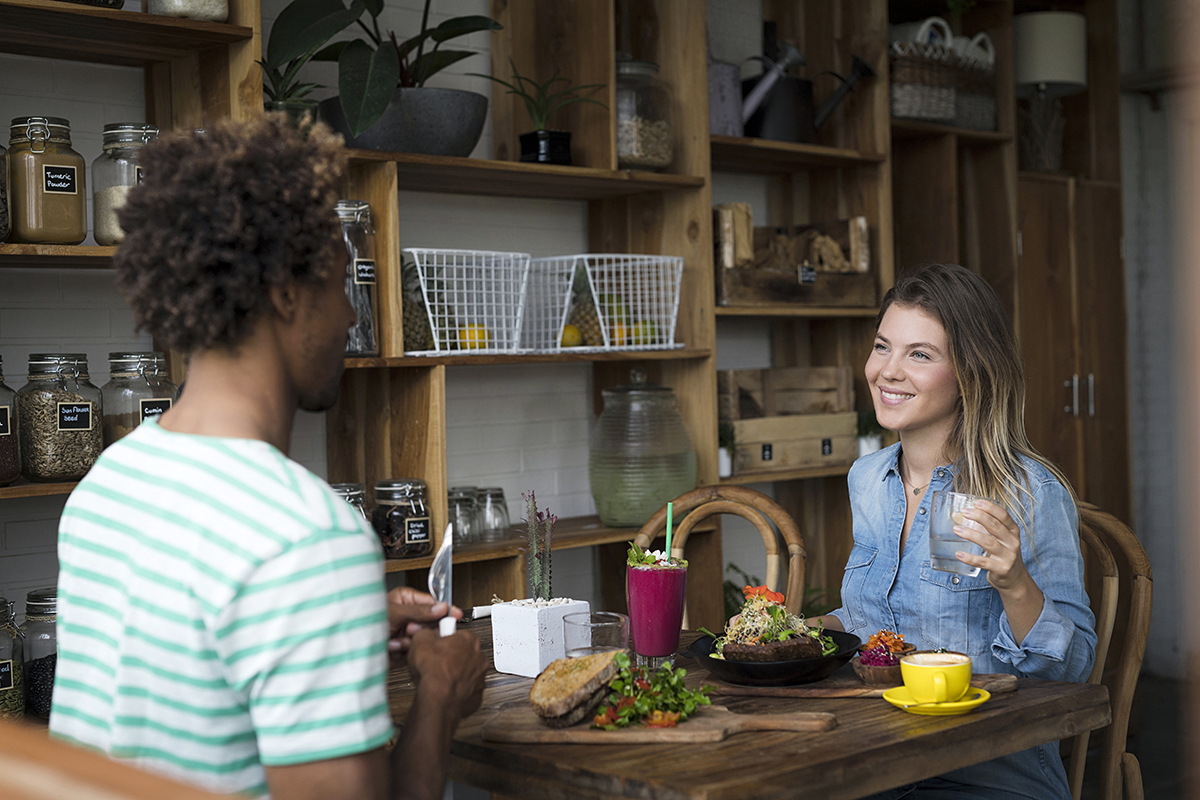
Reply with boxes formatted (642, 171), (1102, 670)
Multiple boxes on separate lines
(428, 524), (455, 637)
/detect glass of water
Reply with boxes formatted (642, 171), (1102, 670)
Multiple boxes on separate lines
(563, 611), (629, 658)
(929, 491), (989, 576)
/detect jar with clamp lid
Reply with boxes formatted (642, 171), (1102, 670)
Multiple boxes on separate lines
(615, 59), (674, 170)
(0, 356), (19, 487)
(17, 353), (103, 482)
(0, 594), (23, 721)
(9, 117), (87, 244)
(20, 588), (56, 719)
(0, 141), (10, 241)
(331, 483), (370, 525)
(372, 479), (432, 559)
(92, 123), (158, 246)
(101, 352), (178, 447)
(336, 200), (378, 356)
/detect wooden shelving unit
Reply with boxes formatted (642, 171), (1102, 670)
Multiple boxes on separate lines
(0, 244), (116, 269)
(709, 134), (885, 172)
(344, 348), (711, 369)
(890, 118), (1013, 143)
(714, 306), (878, 318)
(0, 481), (79, 500)
(720, 464), (852, 486)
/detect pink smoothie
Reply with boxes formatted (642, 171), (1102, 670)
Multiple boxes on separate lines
(626, 563), (687, 657)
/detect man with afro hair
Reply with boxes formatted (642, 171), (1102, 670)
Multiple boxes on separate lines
(51, 114), (485, 800)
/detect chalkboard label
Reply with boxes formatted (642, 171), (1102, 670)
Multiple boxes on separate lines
(821, 438), (833, 456)
(354, 259), (376, 285)
(140, 397), (173, 422)
(405, 516), (431, 544)
(58, 402), (92, 431)
(799, 265), (817, 285)
(0, 659), (12, 691)
(761, 443), (773, 461)
(136, 166), (145, 185)
(0, 405), (9, 437)
(43, 164), (78, 195)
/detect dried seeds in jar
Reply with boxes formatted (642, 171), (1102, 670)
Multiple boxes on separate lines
(372, 479), (432, 558)
(0, 598), (23, 721)
(92, 124), (157, 246)
(0, 356), (19, 486)
(17, 354), (103, 482)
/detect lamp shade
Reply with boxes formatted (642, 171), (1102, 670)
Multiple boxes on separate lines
(1014, 12), (1087, 98)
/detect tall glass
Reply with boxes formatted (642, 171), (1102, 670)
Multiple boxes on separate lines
(626, 560), (687, 670)
(929, 490), (988, 576)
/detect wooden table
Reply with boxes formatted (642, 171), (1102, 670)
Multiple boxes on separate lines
(388, 624), (1111, 800)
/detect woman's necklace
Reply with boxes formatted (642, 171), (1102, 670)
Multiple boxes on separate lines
(900, 470), (930, 497)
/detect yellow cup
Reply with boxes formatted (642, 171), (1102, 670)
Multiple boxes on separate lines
(900, 651), (973, 704)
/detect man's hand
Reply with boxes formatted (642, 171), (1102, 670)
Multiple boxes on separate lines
(406, 628), (486, 720)
(386, 587), (463, 667)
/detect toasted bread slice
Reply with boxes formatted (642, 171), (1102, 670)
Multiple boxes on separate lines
(530, 650), (620, 719)
(541, 684), (611, 728)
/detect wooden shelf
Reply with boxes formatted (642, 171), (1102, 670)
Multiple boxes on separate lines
(345, 348), (712, 368)
(709, 135), (885, 173)
(890, 118), (1012, 144)
(348, 149), (705, 200)
(0, 0), (254, 67)
(715, 305), (878, 318)
(720, 464), (852, 485)
(381, 514), (718, 573)
(0, 480), (78, 500)
(0, 244), (115, 269)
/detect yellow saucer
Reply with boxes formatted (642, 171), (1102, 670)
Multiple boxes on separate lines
(882, 685), (991, 716)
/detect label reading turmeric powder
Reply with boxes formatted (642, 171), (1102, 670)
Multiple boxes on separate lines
(43, 165), (77, 194)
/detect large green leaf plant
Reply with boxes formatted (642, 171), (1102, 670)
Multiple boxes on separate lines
(260, 0), (501, 137)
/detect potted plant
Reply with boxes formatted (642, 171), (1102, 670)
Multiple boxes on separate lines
(470, 58), (606, 165)
(491, 491), (587, 678)
(857, 407), (885, 458)
(317, 0), (500, 154)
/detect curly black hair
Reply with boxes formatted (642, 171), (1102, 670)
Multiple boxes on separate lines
(113, 114), (347, 353)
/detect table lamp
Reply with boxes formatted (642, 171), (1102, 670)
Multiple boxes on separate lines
(1014, 11), (1087, 172)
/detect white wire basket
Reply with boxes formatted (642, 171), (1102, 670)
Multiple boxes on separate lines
(402, 248), (532, 354)
(523, 254), (685, 352)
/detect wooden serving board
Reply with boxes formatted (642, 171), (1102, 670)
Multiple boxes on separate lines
(480, 703), (836, 743)
(702, 672), (1018, 699)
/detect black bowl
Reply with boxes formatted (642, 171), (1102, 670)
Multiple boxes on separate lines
(685, 630), (861, 687)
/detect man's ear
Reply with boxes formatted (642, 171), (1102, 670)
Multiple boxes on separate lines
(267, 281), (301, 324)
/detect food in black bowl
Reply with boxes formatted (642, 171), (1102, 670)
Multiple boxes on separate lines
(687, 630), (861, 686)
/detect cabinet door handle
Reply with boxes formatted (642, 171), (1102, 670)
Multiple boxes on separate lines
(1064, 375), (1079, 416)
(1087, 373), (1095, 417)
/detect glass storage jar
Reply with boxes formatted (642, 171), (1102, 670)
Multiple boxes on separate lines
(0, 356), (19, 487)
(476, 487), (511, 541)
(331, 482), (369, 524)
(92, 123), (158, 246)
(8, 117), (87, 244)
(17, 354), (103, 482)
(0, 142), (9, 241)
(615, 59), (674, 171)
(448, 487), (481, 544)
(0, 595), (23, 721)
(147, 0), (227, 22)
(372, 479), (432, 559)
(588, 368), (696, 527)
(336, 200), (378, 356)
(101, 352), (177, 447)
(20, 588), (56, 719)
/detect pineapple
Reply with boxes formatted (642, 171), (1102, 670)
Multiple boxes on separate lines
(566, 266), (605, 346)
(401, 258), (434, 351)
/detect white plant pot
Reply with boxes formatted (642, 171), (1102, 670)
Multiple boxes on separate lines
(718, 446), (733, 478)
(491, 599), (589, 678)
(858, 434), (883, 458)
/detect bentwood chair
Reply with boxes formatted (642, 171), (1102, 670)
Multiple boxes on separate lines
(1069, 504), (1153, 800)
(633, 485), (807, 619)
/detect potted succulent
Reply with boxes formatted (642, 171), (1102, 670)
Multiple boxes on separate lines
(490, 491), (587, 678)
(314, 0), (500, 154)
(470, 58), (606, 165)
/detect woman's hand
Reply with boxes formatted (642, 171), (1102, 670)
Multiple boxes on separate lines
(955, 499), (1044, 643)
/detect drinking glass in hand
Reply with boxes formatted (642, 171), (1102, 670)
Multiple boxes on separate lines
(929, 491), (988, 576)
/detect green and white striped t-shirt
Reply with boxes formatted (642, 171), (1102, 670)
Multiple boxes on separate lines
(50, 419), (393, 797)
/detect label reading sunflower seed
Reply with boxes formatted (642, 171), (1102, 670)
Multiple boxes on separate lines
(58, 402), (92, 431)
(354, 259), (376, 285)
(0, 660), (12, 691)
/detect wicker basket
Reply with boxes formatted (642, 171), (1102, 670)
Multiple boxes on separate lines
(954, 33), (997, 131)
(401, 248), (531, 354)
(523, 254), (684, 352)
(889, 40), (958, 122)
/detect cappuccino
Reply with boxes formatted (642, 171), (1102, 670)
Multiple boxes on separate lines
(903, 652), (970, 667)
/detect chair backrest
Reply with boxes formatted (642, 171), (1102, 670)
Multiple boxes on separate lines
(633, 485), (807, 616)
(1079, 503), (1153, 800)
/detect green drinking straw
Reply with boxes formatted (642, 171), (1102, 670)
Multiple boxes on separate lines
(665, 502), (674, 562)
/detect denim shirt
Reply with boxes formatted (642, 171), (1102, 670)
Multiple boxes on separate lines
(831, 443), (1096, 799)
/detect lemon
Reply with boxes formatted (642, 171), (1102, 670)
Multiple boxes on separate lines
(631, 320), (659, 345)
(609, 323), (630, 346)
(560, 324), (583, 347)
(457, 323), (491, 350)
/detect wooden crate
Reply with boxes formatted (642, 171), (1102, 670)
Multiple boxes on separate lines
(717, 366), (854, 419)
(730, 411), (859, 475)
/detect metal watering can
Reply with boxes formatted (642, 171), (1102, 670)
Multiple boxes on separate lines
(741, 45), (876, 143)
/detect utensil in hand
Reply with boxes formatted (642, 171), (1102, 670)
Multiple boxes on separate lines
(428, 524), (455, 637)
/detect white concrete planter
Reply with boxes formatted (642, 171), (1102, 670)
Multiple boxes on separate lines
(491, 598), (589, 677)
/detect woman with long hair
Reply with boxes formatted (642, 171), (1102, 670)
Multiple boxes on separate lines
(819, 263), (1096, 799)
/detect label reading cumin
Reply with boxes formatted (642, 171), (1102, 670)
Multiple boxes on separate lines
(0, 406), (9, 436)
(354, 259), (376, 285)
(57, 402), (92, 431)
(139, 398), (172, 422)
(43, 165), (78, 195)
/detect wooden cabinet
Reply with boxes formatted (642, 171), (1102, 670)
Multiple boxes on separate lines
(1017, 174), (1129, 523)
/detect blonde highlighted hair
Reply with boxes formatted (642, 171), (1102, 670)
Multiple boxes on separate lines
(878, 263), (1076, 529)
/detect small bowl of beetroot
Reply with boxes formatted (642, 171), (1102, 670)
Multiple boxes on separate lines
(852, 644), (914, 686)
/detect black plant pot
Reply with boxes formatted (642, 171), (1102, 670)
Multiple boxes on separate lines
(519, 130), (571, 165)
